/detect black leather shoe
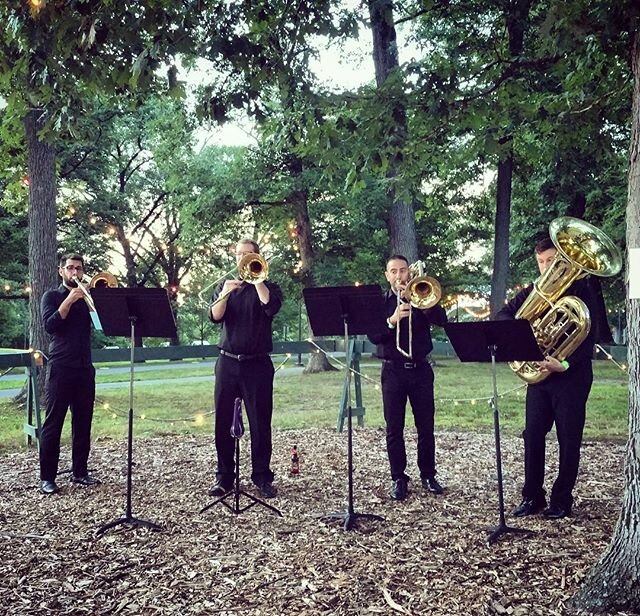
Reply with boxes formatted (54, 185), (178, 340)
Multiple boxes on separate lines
(512, 498), (546, 517)
(40, 480), (59, 495)
(543, 504), (571, 519)
(421, 477), (444, 495)
(390, 478), (408, 501)
(255, 481), (277, 499)
(208, 480), (233, 497)
(71, 475), (101, 486)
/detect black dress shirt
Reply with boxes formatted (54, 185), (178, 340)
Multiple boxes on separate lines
(495, 278), (597, 367)
(368, 290), (448, 361)
(210, 281), (282, 355)
(41, 285), (93, 367)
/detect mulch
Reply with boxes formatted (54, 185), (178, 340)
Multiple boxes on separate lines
(0, 428), (627, 615)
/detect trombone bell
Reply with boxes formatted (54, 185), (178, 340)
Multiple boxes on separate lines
(209, 253), (269, 308)
(396, 262), (442, 359)
(238, 253), (268, 284)
(404, 275), (442, 310)
(89, 272), (118, 289)
(72, 271), (118, 331)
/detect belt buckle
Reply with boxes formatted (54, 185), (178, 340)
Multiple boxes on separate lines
(237, 354), (246, 361)
(404, 362), (415, 369)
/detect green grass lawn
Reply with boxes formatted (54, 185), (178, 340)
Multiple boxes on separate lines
(0, 358), (629, 453)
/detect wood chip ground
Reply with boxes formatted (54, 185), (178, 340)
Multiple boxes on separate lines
(0, 429), (630, 615)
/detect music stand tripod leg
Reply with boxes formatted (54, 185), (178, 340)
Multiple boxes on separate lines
(486, 345), (533, 546)
(200, 418), (282, 517)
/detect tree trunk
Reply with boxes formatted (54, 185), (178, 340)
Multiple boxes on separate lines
(25, 108), (58, 399)
(490, 147), (513, 317)
(368, 0), (418, 263)
(572, 30), (640, 613)
(168, 282), (180, 346)
(287, 158), (336, 374)
(489, 1), (531, 316)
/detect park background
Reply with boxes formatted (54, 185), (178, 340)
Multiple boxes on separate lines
(1, 1), (639, 615)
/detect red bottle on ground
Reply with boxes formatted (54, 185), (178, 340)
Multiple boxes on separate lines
(290, 445), (300, 475)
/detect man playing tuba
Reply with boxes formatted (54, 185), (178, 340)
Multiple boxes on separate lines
(497, 235), (599, 520)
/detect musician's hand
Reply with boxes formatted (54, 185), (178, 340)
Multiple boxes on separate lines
(539, 356), (566, 373)
(390, 302), (411, 325)
(221, 279), (243, 296)
(67, 287), (85, 304)
(58, 286), (86, 319)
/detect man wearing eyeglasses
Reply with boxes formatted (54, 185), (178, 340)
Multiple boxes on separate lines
(208, 239), (282, 499)
(39, 254), (100, 494)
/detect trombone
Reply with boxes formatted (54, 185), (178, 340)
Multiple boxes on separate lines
(73, 271), (118, 313)
(394, 261), (442, 359)
(199, 253), (269, 310)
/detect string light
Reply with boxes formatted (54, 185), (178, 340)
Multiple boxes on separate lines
(100, 403), (215, 424)
(595, 344), (627, 373)
(273, 355), (291, 373)
(305, 338), (530, 404)
(95, 356), (290, 426)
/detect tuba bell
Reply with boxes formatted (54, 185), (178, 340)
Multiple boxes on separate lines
(510, 216), (622, 384)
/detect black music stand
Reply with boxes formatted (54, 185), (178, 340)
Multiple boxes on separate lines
(200, 398), (282, 518)
(444, 319), (544, 546)
(91, 287), (177, 536)
(303, 285), (387, 531)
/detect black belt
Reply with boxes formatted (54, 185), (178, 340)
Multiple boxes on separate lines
(382, 359), (427, 369)
(219, 349), (268, 361)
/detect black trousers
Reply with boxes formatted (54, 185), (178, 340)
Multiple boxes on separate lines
(522, 363), (593, 509)
(381, 362), (437, 481)
(213, 355), (275, 484)
(39, 364), (96, 481)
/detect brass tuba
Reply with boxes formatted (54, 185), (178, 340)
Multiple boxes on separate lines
(396, 261), (442, 358)
(510, 217), (622, 384)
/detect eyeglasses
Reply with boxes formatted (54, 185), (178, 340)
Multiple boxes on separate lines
(63, 265), (84, 272)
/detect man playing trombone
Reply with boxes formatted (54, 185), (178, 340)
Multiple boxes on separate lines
(368, 255), (448, 501)
(208, 239), (283, 499)
(39, 253), (100, 494)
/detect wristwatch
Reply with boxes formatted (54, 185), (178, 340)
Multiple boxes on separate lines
(386, 317), (395, 329)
